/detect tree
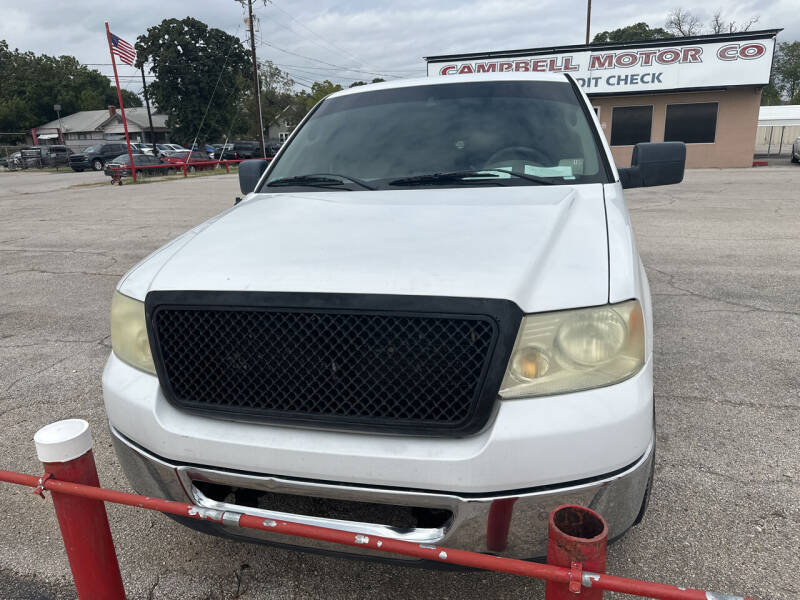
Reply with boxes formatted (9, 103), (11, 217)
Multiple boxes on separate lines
(303, 80), (344, 111)
(666, 8), (760, 37)
(112, 88), (143, 109)
(0, 40), (142, 143)
(709, 11), (759, 34)
(258, 61), (296, 137)
(760, 82), (782, 106)
(135, 18), (250, 145)
(268, 79), (354, 132)
(665, 8), (702, 36)
(773, 41), (800, 104)
(592, 23), (674, 43)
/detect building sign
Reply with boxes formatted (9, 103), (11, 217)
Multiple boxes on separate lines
(426, 36), (776, 94)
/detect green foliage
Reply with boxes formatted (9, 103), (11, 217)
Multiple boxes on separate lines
(254, 61), (296, 138)
(135, 18), (250, 145)
(118, 88), (143, 108)
(761, 41), (800, 105)
(303, 80), (344, 111)
(592, 23), (675, 43)
(0, 40), (142, 143)
(774, 41), (800, 104)
(760, 82), (783, 106)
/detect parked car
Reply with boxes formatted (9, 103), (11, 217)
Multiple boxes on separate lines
(265, 140), (283, 157)
(792, 137), (799, 163)
(154, 143), (185, 157)
(19, 147), (44, 168)
(0, 151), (21, 169)
(215, 140), (268, 160)
(190, 143), (216, 154)
(160, 150), (213, 172)
(25, 145), (73, 167)
(69, 143), (129, 172)
(209, 143), (234, 160)
(130, 143), (155, 156)
(104, 153), (167, 178)
(104, 74), (685, 562)
(2, 150), (22, 171)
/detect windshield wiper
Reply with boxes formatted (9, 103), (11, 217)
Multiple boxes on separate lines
(388, 169), (554, 186)
(266, 173), (374, 190)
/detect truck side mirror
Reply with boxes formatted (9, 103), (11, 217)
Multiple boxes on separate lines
(238, 159), (268, 194)
(618, 142), (685, 189)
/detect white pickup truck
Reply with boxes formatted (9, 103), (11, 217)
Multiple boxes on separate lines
(103, 73), (685, 561)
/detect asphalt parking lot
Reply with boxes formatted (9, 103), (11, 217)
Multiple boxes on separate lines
(0, 167), (798, 599)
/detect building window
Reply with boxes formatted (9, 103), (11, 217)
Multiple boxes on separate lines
(78, 133), (87, 140)
(279, 132), (289, 142)
(610, 105), (652, 146)
(664, 102), (718, 144)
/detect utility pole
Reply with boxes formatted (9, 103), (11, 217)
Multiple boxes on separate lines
(585, 0), (592, 44)
(54, 104), (65, 144)
(140, 65), (157, 154)
(247, 0), (266, 157)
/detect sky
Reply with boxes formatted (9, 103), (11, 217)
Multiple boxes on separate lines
(1, 0), (798, 96)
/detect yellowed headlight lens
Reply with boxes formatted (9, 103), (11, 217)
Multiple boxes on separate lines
(509, 347), (550, 382)
(500, 300), (645, 399)
(110, 291), (156, 374)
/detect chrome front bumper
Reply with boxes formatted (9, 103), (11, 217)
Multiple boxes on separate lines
(110, 425), (654, 561)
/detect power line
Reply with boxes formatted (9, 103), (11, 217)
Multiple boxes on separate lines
(275, 62), (419, 74)
(85, 51), (413, 92)
(82, 44), (418, 82)
(258, 0), (374, 73)
(275, 64), (367, 83)
(258, 39), (402, 79)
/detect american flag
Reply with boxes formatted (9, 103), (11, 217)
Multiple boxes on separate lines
(110, 32), (136, 66)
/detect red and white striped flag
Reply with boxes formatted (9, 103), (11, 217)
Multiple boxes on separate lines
(109, 32), (136, 66)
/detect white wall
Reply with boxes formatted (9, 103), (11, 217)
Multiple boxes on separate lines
(755, 125), (800, 155)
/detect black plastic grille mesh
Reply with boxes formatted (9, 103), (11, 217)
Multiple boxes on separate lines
(152, 308), (497, 429)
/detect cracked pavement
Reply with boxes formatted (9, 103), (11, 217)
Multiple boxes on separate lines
(0, 167), (798, 599)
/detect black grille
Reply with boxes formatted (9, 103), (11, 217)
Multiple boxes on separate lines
(146, 293), (522, 435)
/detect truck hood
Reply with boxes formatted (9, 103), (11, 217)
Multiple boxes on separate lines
(119, 185), (609, 313)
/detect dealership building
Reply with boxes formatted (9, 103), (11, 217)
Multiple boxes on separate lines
(426, 29), (780, 168)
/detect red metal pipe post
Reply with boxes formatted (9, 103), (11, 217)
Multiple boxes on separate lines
(34, 420), (125, 600)
(486, 497), (518, 552)
(546, 504), (608, 600)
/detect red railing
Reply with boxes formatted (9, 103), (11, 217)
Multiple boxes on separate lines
(0, 419), (755, 600)
(106, 157), (271, 184)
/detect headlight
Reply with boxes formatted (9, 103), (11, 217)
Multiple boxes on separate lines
(500, 300), (644, 399)
(110, 291), (156, 374)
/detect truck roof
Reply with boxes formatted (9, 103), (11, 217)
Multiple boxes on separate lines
(328, 72), (571, 99)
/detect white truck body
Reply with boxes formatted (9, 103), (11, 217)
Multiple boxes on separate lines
(103, 73), (682, 560)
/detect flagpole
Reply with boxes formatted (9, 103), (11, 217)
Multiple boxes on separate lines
(105, 22), (136, 182)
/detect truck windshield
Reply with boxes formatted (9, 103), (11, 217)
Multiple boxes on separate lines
(263, 80), (610, 191)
